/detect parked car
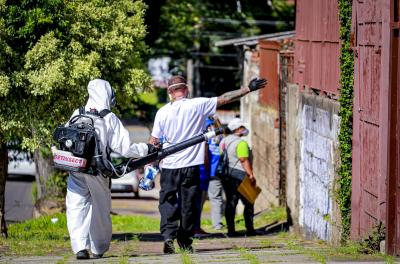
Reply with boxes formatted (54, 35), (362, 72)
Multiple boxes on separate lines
(7, 150), (36, 178)
(110, 124), (150, 198)
(111, 170), (140, 197)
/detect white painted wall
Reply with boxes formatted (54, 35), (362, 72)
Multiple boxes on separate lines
(298, 101), (340, 241)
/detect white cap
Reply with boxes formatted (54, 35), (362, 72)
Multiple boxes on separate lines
(228, 118), (248, 131)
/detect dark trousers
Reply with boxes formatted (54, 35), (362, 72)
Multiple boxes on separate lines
(223, 176), (254, 233)
(159, 165), (200, 246)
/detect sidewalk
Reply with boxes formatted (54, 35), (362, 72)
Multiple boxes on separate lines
(0, 233), (393, 263)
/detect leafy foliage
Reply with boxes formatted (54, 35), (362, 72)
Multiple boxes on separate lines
(0, 0), (151, 150)
(150, 0), (294, 98)
(153, 0), (295, 58)
(337, 0), (354, 243)
(45, 171), (68, 198)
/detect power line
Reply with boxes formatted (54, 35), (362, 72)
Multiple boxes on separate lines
(202, 18), (291, 26)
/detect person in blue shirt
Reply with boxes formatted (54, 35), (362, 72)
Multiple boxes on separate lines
(206, 117), (225, 230)
(193, 118), (213, 236)
(194, 117), (224, 235)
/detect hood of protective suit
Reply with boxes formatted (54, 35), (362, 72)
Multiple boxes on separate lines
(85, 79), (114, 111)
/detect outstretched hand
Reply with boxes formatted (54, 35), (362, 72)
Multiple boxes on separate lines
(248, 78), (268, 92)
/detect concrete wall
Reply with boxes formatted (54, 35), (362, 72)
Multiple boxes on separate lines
(285, 84), (300, 226)
(238, 49), (342, 243)
(285, 86), (342, 243)
(252, 105), (280, 210)
(241, 49), (281, 211)
(241, 50), (260, 147)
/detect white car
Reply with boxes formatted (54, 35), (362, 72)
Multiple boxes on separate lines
(7, 150), (36, 177)
(110, 124), (150, 197)
(111, 170), (140, 197)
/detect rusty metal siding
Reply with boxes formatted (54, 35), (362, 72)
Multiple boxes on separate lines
(259, 40), (280, 109)
(396, 38), (400, 252)
(385, 0), (400, 255)
(294, 0), (340, 95)
(359, 122), (380, 235)
(351, 0), (387, 241)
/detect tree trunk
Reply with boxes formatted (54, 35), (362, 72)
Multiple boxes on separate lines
(34, 148), (55, 199)
(0, 141), (8, 238)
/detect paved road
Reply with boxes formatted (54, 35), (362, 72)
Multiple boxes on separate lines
(111, 188), (160, 217)
(5, 175), (160, 223)
(5, 175), (35, 223)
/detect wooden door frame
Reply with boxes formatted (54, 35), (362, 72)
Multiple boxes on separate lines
(385, 0), (398, 255)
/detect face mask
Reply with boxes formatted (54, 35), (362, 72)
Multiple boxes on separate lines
(241, 128), (249, 137)
(168, 91), (188, 102)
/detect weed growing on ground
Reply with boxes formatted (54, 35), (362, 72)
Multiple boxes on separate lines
(179, 249), (196, 264)
(56, 254), (71, 264)
(238, 247), (260, 264)
(113, 239), (139, 257)
(260, 239), (273, 248)
(385, 255), (395, 264)
(283, 237), (390, 263)
(118, 256), (129, 264)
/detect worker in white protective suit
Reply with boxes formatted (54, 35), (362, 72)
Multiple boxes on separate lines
(66, 79), (157, 260)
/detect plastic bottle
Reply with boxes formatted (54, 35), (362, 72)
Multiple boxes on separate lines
(139, 165), (159, 191)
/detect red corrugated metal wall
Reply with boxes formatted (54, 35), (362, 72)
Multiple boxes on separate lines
(385, 0), (400, 255)
(259, 40), (280, 109)
(295, 0), (400, 254)
(351, 0), (386, 239)
(294, 0), (340, 94)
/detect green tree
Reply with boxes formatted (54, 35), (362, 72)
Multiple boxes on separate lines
(0, 0), (151, 237)
(152, 0), (294, 57)
(148, 0), (294, 97)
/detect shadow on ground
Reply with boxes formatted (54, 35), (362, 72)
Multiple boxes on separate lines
(111, 220), (288, 242)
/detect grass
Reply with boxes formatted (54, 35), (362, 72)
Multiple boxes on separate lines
(0, 206), (286, 256)
(112, 215), (160, 233)
(7, 212), (68, 241)
(117, 256), (130, 264)
(0, 213), (161, 256)
(0, 213), (70, 256)
(179, 249), (196, 264)
(238, 247), (260, 264)
(283, 237), (391, 264)
(2, 206), (395, 263)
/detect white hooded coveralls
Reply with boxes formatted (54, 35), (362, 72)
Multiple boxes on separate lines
(66, 79), (149, 255)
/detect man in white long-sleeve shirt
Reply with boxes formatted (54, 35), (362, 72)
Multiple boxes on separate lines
(66, 79), (157, 260)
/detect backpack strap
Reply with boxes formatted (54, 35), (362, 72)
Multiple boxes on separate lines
(78, 107), (111, 118)
(224, 137), (241, 152)
(79, 106), (85, 115)
(225, 137), (242, 171)
(99, 109), (111, 118)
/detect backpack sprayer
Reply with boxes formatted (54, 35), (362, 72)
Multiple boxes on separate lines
(52, 112), (225, 179)
(111, 127), (225, 178)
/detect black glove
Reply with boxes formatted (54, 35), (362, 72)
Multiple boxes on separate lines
(248, 78), (268, 92)
(147, 144), (159, 154)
